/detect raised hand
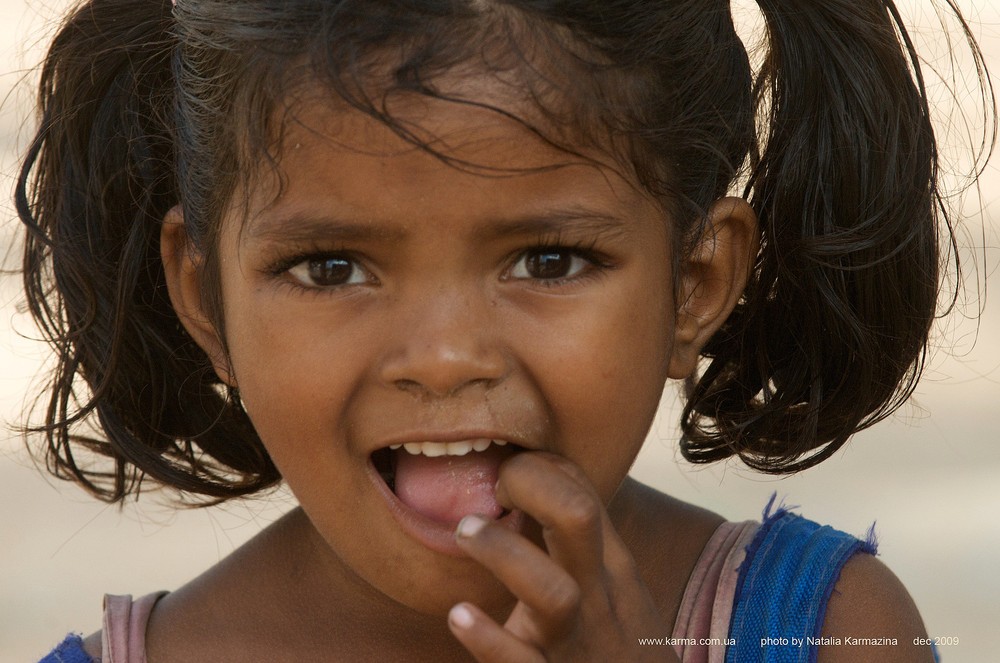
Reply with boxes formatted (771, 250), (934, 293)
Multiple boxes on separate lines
(447, 452), (680, 662)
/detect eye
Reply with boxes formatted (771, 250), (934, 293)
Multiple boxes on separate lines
(287, 255), (368, 288)
(509, 248), (591, 281)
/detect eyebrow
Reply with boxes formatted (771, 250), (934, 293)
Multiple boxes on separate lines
(244, 205), (631, 246)
(245, 212), (407, 245)
(472, 207), (630, 242)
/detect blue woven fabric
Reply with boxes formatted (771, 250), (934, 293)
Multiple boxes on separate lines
(37, 634), (95, 663)
(724, 500), (877, 663)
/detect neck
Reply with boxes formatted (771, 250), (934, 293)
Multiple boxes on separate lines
(252, 508), (488, 661)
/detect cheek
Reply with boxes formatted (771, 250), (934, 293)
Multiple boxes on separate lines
(219, 295), (367, 470)
(515, 279), (675, 496)
(223, 282), (369, 397)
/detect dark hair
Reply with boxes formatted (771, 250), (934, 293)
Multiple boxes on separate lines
(16, 0), (993, 503)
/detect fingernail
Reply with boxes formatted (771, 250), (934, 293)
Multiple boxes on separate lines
(494, 479), (509, 506)
(456, 514), (487, 538)
(449, 603), (474, 629)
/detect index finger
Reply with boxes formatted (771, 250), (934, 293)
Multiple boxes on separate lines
(495, 452), (608, 590)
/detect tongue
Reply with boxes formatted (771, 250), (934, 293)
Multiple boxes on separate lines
(394, 444), (507, 525)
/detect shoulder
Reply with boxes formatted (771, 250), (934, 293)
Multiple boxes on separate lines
(818, 553), (935, 662)
(726, 505), (938, 662)
(610, 478), (726, 623)
(82, 631), (102, 661)
(611, 478), (726, 566)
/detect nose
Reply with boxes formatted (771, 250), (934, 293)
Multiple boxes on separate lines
(378, 287), (508, 398)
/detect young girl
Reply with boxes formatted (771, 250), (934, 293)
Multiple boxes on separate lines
(19, 0), (990, 661)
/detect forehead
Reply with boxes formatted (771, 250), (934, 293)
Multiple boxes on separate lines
(278, 63), (615, 166)
(237, 77), (659, 240)
(282, 82), (571, 171)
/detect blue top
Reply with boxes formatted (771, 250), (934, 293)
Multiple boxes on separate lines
(725, 498), (878, 663)
(38, 634), (93, 663)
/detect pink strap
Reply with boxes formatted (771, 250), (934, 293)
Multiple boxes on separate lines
(671, 520), (758, 662)
(101, 592), (168, 663)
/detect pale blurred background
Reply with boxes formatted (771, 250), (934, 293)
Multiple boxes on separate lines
(1, 1), (998, 661)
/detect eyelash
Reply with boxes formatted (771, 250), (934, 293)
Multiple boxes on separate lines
(505, 241), (613, 288)
(263, 239), (614, 294)
(264, 246), (372, 295)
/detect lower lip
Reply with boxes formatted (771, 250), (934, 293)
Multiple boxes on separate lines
(366, 457), (526, 557)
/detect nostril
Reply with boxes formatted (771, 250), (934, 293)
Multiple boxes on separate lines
(393, 379), (422, 394)
(392, 376), (500, 400)
(380, 332), (508, 398)
(394, 379), (428, 394)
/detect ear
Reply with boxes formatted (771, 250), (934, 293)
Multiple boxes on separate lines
(161, 206), (237, 387)
(668, 197), (758, 379)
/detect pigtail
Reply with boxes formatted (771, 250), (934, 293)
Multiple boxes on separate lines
(18, 0), (279, 503)
(680, 0), (990, 471)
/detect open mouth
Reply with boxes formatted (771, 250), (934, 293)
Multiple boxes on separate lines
(371, 439), (522, 526)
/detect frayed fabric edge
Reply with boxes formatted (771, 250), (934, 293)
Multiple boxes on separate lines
(760, 492), (879, 555)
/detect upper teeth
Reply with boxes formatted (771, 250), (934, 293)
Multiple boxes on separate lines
(388, 438), (508, 457)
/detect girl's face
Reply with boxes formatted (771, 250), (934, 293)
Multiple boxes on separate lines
(172, 83), (714, 617)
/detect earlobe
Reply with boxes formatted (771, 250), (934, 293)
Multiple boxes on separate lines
(668, 197), (758, 379)
(161, 207), (236, 387)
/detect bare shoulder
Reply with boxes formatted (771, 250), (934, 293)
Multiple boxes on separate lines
(81, 631), (102, 661)
(611, 478), (725, 568)
(817, 553), (936, 662)
(610, 478), (726, 626)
